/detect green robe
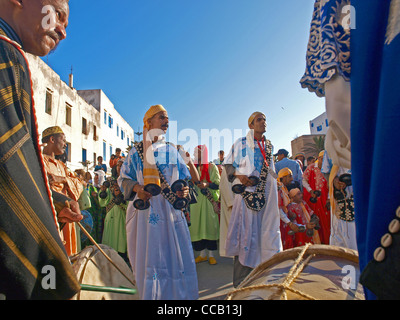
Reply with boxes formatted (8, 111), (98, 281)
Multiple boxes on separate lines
(189, 163), (220, 242)
(87, 184), (106, 243)
(99, 189), (127, 254)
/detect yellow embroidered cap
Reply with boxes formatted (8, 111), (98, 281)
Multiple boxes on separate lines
(318, 150), (325, 158)
(42, 126), (64, 140)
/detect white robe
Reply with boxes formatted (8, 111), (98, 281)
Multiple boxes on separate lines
(219, 167), (234, 257)
(118, 141), (198, 300)
(224, 136), (283, 269)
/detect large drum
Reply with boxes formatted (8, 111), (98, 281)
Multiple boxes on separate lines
(226, 244), (365, 300)
(70, 245), (138, 300)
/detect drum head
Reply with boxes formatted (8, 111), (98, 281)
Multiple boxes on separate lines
(226, 245), (365, 300)
(71, 245), (138, 300)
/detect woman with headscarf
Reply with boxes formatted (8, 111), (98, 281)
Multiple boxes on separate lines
(189, 145), (221, 265)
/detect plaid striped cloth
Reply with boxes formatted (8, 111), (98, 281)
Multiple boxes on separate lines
(0, 19), (80, 300)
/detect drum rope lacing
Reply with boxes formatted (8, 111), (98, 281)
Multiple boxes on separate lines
(226, 243), (318, 300)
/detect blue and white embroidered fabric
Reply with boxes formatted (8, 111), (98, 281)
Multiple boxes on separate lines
(300, 0), (351, 97)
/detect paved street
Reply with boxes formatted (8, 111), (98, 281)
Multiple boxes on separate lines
(195, 251), (235, 300)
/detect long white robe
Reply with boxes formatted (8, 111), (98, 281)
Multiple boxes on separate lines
(219, 167), (234, 257)
(224, 136), (283, 269)
(329, 167), (358, 251)
(118, 140), (198, 300)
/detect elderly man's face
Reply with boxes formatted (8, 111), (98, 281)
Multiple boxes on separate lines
(147, 111), (169, 133)
(17, 0), (69, 56)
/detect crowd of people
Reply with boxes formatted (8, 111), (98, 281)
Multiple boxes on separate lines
(0, 0), (397, 301)
(37, 106), (356, 300)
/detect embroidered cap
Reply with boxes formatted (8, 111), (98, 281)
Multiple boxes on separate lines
(42, 126), (64, 140)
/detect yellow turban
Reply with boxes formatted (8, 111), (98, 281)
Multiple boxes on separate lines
(278, 168), (292, 180)
(143, 105), (167, 130)
(248, 111), (265, 128)
(318, 150), (325, 158)
(142, 105), (167, 188)
(42, 126), (64, 140)
(289, 188), (301, 199)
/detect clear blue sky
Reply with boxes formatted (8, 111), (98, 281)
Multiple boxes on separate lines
(44, 0), (325, 160)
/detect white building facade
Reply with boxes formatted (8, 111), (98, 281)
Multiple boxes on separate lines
(309, 111), (329, 135)
(27, 54), (134, 173)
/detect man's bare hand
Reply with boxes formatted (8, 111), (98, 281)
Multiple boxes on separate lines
(236, 175), (253, 187)
(58, 200), (83, 224)
(176, 186), (189, 198)
(333, 177), (347, 190)
(134, 185), (152, 202)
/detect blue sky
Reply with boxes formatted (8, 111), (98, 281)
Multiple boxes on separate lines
(44, 0), (325, 160)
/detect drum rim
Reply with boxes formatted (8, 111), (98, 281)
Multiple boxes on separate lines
(237, 244), (359, 290)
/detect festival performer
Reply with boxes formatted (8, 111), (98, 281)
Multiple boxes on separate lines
(277, 168), (300, 250)
(224, 112), (282, 287)
(42, 126), (84, 256)
(0, 0), (81, 299)
(189, 145), (220, 265)
(118, 105), (198, 300)
(302, 150), (330, 244)
(287, 188), (321, 247)
(99, 181), (128, 261)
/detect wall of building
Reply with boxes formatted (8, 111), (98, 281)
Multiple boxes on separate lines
(27, 54), (134, 173)
(309, 112), (329, 135)
(77, 89), (135, 163)
(291, 134), (326, 160)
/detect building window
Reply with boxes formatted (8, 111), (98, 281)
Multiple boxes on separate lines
(82, 148), (87, 162)
(82, 117), (87, 135)
(45, 89), (52, 115)
(127, 137), (130, 146)
(93, 125), (97, 140)
(317, 125), (322, 132)
(117, 124), (119, 137)
(104, 111), (107, 125)
(66, 142), (71, 162)
(108, 115), (113, 129)
(66, 103), (72, 126)
(326, 119), (329, 127)
(110, 145), (113, 158)
(121, 129), (124, 140)
(103, 141), (107, 161)
(93, 152), (97, 165)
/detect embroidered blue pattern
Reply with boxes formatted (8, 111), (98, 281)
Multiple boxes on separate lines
(300, 0), (351, 97)
(149, 212), (160, 225)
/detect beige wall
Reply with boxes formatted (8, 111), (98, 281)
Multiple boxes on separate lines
(291, 134), (325, 159)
